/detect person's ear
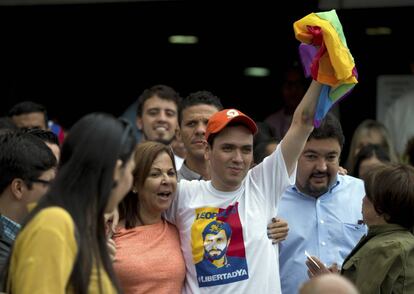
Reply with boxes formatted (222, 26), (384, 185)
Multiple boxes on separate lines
(10, 178), (26, 201)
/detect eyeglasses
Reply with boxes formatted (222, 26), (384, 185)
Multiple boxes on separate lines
(29, 179), (52, 185)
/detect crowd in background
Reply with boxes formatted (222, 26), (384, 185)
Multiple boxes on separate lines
(0, 62), (414, 294)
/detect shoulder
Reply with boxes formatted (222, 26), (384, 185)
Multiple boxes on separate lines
(337, 174), (365, 191)
(367, 231), (414, 254)
(165, 220), (178, 232)
(165, 221), (181, 238)
(178, 179), (207, 192)
(14, 207), (78, 255)
(29, 207), (75, 234)
(335, 175), (365, 202)
(35, 207), (73, 223)
(339, 174), (363, 184)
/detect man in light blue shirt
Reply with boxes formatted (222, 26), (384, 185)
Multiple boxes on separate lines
(278, 113), (366, 294)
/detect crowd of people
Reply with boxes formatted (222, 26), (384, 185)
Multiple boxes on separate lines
(1, 56), (414, 294)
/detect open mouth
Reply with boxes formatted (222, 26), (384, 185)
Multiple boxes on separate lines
(157, 191), (172, 199)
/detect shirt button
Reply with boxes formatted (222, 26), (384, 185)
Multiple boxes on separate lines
(321, 241), (326, 246)
(320, 220), (324, 224)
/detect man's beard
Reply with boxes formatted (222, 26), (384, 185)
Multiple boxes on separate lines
(303, 173), (331, 197)
(205, 249), (226, 261)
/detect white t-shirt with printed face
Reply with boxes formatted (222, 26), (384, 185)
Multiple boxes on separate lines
(165, 145), (295, 294)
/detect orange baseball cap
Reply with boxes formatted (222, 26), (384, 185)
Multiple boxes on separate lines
(205, 109), (258, 141)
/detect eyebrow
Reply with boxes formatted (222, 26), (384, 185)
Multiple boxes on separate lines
(303, 149), (339, 155)
(221, 143), (253, 148)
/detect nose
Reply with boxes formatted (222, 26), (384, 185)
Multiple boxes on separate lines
(232, 149), (243, 163)
(195, 122), (206, 136)
(315, 157), (328, 171)
(160, 172), (174, 185)
(157, 111), (168, 122)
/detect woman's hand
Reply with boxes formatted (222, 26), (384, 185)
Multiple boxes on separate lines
(104, 208), (119, 238)
(104, 209), (119, 262)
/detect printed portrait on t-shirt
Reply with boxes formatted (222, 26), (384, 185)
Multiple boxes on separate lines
(192, 202), (249, 287)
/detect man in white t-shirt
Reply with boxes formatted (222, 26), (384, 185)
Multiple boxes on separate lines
(165, 81), (322, 293)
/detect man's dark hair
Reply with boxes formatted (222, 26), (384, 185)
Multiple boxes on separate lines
(179, 90), (223, 125)
(23, 128), (60, 146)
(308, 113), (345, 150)
(136, 84), (182, 117)
(8, 101), (48, 128)
(0, 131), (57, 194)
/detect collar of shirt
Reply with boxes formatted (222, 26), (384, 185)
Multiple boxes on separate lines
(178, 162), (204, 181)
(0, 214), (21, 242)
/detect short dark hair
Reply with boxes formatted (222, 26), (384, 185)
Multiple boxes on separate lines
(179, 90), (223, 125)
(22, 128), (60, 146)
(136, 84), (182, 117)
(0, 131), (57, 194)
(8, 101), (48, 127)
(308, 113), (344, 150)
(364, 163), (414, 229)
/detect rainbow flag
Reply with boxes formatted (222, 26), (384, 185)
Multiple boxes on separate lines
(294, 10), (358, 127)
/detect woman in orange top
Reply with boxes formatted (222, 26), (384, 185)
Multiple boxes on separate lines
(113, 141), (186, 294)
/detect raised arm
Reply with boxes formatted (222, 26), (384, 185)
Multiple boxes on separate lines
(281, 80), (322, 175)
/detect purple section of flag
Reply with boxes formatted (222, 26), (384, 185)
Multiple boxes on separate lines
(298, 43), (317, 78)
